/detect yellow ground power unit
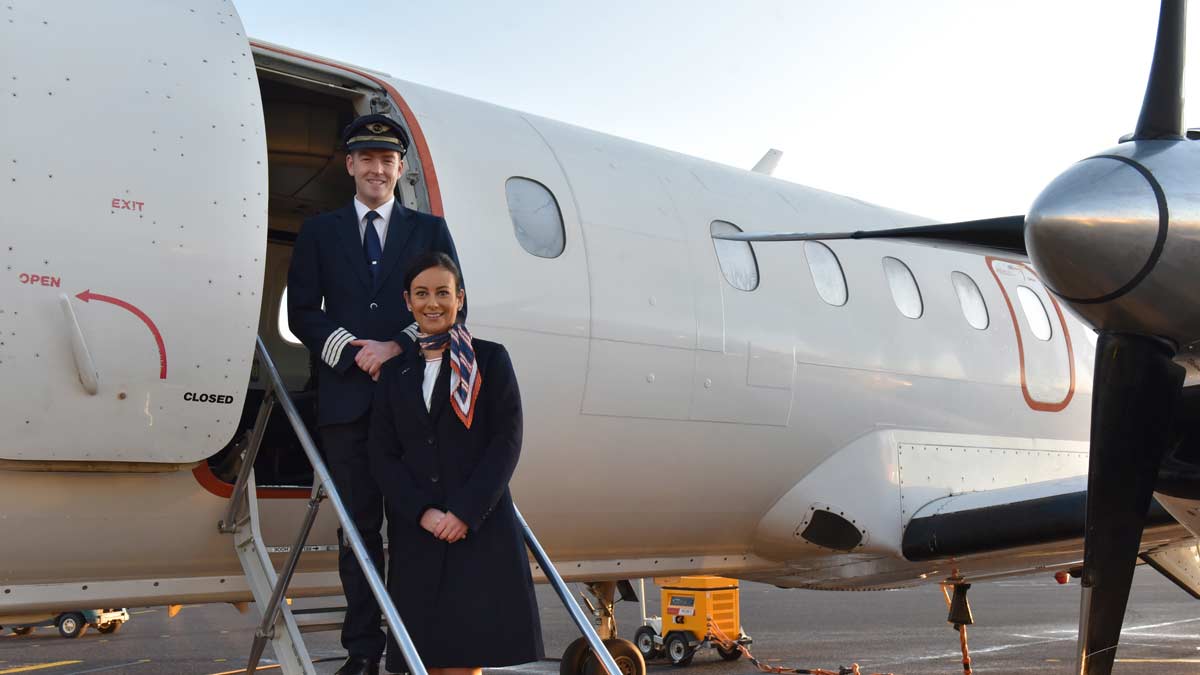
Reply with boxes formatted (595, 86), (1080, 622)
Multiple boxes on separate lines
(633, 576), (752, 667)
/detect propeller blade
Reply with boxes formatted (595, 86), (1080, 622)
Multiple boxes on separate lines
(711, 215), (1026, 253)
(1133, 0), (1187, 140)
(1077, 332), (1184, 675)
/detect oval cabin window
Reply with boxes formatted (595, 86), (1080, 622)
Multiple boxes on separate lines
(1017, 285), (1053, 341)
(506, 177), (565, 258)
(709, 221), (760, 291)
(882, 256), (922, 319)
(804, 241), (847, 306)
(950, 271), (988, 330)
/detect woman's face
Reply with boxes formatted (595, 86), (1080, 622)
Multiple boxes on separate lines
(405, 266), (464, 335)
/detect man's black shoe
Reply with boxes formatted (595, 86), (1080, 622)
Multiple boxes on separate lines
(333, 655), (379, 675)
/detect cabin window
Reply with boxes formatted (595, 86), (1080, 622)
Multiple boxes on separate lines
(278, 287), (302, 345)
(506, 177), (565, 258)
(951, 271), (989, 330)
(709, 221), (760, 291)
(1017, 286), (1053, 341)
(804, 241), (847, 306)
(882, 257), (922, 319)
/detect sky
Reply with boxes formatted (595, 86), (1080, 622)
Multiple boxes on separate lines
(233, 1), (1197, 223)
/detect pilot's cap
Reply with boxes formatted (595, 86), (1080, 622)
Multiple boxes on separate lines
(342, 114), (409, 156)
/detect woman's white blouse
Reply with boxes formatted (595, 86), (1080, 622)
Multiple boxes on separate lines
(423, 358), (442, 412)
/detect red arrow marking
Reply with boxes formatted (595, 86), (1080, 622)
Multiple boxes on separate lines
(76, 290), (168, 379)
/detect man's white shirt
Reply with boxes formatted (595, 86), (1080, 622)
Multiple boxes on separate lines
(354, 195), (395, 248)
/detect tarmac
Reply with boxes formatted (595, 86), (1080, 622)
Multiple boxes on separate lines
(2, 567), (1199, 674)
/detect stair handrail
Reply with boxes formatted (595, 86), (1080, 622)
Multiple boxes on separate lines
(235, 336), (430, 675)
(516, 505), (623, 675)
(231, 336), (622, 675)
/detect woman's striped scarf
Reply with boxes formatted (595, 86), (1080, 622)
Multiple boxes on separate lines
(417, 321), (482, 428)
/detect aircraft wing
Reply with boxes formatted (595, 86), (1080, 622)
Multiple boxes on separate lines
(903, 476), (1177, 561)
(1142, 540), (1200, 599)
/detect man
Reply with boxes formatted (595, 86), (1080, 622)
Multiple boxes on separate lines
(288, 114), (460, 675)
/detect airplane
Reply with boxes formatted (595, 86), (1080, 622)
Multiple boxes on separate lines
(1, 2), (1197, 674)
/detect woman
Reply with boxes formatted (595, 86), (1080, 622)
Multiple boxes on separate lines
(367, 252), (543, 675)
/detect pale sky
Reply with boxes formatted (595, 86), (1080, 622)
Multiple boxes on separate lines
(234, 1), (1196, 223)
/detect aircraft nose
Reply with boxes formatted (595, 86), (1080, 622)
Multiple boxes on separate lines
(1025, 154), (1162, 304)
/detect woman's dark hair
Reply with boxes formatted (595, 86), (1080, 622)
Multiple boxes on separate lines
(403, 251), (464, 293)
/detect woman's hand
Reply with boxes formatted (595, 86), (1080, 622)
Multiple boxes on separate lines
(434, 512), (469, 543)
(419, 508), (446, 535)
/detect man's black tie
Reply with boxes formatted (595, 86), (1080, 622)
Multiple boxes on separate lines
(363, 210), (383, 287)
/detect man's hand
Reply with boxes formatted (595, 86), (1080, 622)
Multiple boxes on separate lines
(350, 339), (402, 378)
(420, 508), (446, 535)
(433, 512), (468, 543)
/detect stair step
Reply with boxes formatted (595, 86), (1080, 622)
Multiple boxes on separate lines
(291, 607), (347, 634)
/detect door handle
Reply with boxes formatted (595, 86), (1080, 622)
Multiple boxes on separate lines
(60, 293), (100, 395)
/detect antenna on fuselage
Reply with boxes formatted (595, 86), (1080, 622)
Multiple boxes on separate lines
(751, 149), (783, 175)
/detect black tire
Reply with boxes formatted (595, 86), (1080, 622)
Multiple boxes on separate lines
(664, 632), (694, 667)
(716, 643), (741, 661)
(12, 626), (33, 636)
(582, 638), (646, 675)
(97, 620), (122, 635)
(560, 636), (591, 675)
(633, 625), (661, 661)
(58, 613), (87, 639)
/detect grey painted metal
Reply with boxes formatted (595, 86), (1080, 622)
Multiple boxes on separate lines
(218, 388), (276, 534)
(233, 471), (316, 675)
(246, 483), (327, 675)
(1025, 140), (1200, 347)
(514, 505), (623, 675)
(639, 578), (648, 625)
(250, 337), (430, 675)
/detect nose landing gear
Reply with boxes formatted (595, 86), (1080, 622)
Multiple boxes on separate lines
(559, 581), (646, 675)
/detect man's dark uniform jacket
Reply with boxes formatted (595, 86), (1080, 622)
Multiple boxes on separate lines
(287, 200), (461, 427)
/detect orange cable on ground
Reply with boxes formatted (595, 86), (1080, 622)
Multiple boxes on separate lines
(707, 618), (889, 675)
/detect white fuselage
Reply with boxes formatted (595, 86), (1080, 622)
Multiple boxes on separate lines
(0, 7), (1191, 616)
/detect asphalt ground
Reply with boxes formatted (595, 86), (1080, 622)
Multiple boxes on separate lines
(1, 567), (1198, 675)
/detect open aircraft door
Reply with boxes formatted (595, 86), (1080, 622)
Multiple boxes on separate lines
(0, 2), (267, 462)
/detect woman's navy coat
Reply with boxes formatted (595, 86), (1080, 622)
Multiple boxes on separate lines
(367, 339), (543, 669)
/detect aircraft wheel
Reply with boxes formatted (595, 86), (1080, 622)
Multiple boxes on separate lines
(560, 637), (590, 675)
(58, 613), (87, 639)
(633, 625), (661, 660)
(12, 626), (33, 636)
(98, 620), (123, 634)
(664, 633), (694, 667)
(582, 638), (645, 675)
(716, 643), (741, 661)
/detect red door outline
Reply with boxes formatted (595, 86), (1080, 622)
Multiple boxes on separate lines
(985, 256), (1076, 413)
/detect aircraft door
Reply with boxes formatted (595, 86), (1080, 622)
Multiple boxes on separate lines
(522, 122), (697, 420)
(0, 2), (267, 462)
(987, 258), (1076, 412)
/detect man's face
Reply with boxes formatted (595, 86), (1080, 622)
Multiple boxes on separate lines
(346, 148), (403, 208)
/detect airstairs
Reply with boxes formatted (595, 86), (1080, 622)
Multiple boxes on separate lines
(218, 337), (623, 675)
